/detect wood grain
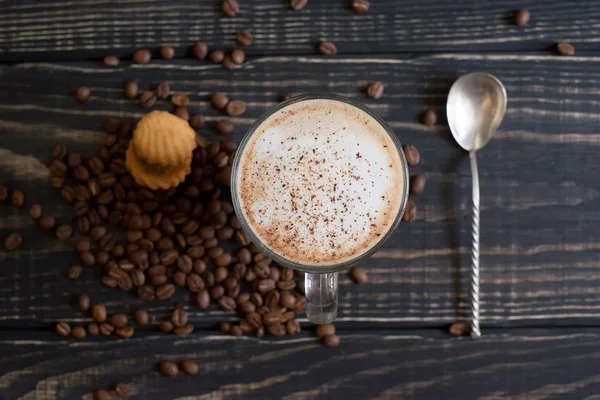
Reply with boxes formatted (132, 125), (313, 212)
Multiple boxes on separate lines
(2, 0), (600, 61)
(2, 328), (600, 399)
(1, 54), (600, 329)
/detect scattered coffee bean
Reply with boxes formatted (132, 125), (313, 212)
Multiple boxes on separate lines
(123, 81), (139, 99)
(80, 251), (96, 265)
(216, 119), (234, 135)
(29, 204), (42, 220)
(156, 283), (175, 300)
(403, 145), (420, 165)
(67, 264), (82, 279)
(94, 389), (111, 400)
(110, 313), (128, 328)
(172, 307), (188, 327)
(222, 0), (239, 16)
(4, 233), (22, 251)
(181, 360), (199, 375)
(133, 49), (151, 64)
(39, 215), (55, 230)
(138, 91), (157, 108)
(171, 94), (190, 107)
(318, 40), (337, 56)
(421, 109), (437, 126)
(193, 41), (208, 60)
(290, 0), (307, 10)
(367, 81), (384, 99)
(222, 55), (237, 69)
(514, 9), (530, 27)
(349, 266), (368, 284)
(557, 42), (575, 56)
(315, 324), (335, 338)
(160, 320), (174, 332)
(173, 324), (194, 335)
(92, 304), (107, 322)
(225, 100), (246, 116)
(115, 383), (131, 398)
(211, 92), (229, 110)
(174, 106), (190, 121)
(103, 55), (120, 66)
(323, 334), (340, 347)
(410, 175), (426, 195)
(71, 325), (87, 339)
(88, 323), (100, 336)
(160, 46), (175, 60)
(56, 224), (73, 240)
(159, 360), (179, 377)
(56, 321), (71, 336)
(352, 0), (369, 13)
(189, 114), (206, 129)
(209, 50), (225, 63)
(116, 326), (135, 338)
(77, 294), (91, 311)
(11, 190), (24, 207)
(195, 290), (210, 309)
(154, 81), (170, 100)
(236, 31), (253, 46)
(99, 322), (114, 336)
(53, 144), (68, 159)
(449, 321), (470, 336)
(135, 309), (150, 325)
(402, 199), (417, 222)
(231, 49), (245, 65)
(75, 86), (91, 102)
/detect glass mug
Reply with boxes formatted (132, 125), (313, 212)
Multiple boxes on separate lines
(231, 94), (409, 324)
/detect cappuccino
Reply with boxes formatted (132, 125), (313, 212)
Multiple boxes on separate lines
(235, 98), (405, 267)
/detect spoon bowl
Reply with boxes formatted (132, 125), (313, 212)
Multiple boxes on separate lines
(447, 72), (507, 151)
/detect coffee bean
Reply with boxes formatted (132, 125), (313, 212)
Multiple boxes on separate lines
(367, 81), (384, 99)
(52, 144), (68, 160)
(216, 119), (234, 135)
(67, 264), (82, 279)
(318, 40), (337, 56)
(171, 94), (190, 107)
(56, 321), (71, 336)
(75, 238), (90, 253)
(231, 49), (245, 65)
(4, 233), (22, 251)
(230, 325), (243, 336)
(193, 259), (207, 274)
(92, 304), (107, 322)
(403, 145), (420, 165)
(110, 313), (128, 328)
(402, 199), (417, 222)
(160, 46), (175, 60)
(349, 266), (368, 284)
(28, 204), (42, 220)
(290, 0), (307, 10)
(93, 390), (111, 400)
(116, 326), (135, 338)
(138, 91), (157, 108)
(98, 322), (114, 336)
(222, 55), (237, 69)
(195, 290), (210, 309)
(209, 50), (225, 63)
(280, 291), (296, 309)
(258, 279), (276, 294)
(315, 324), (335, 338)
(115, 383), (131, 398)
(323, 334), (340, 347)
(557, 42), (575, 56)
(75, 86), (91, 102)
(514, 9), (530, 27)
(49, 160), (68, 177)
(222, 0), (239, 16)
(236, 31), (253, 46)
(186, 273), (205, 293)
(103, 55), (120, 66)
(449, 321), (470, 336)
(11, 190), (24, 207)
(421, 108), (437, 126)
(174, 106), (190, 121)
(218, 296), (236, 311)
(123, 81), (138, 99)
(156, 283), (175, 300)
(87, 323), (100, 335)
(158, 360), (179, 377)
(0, 184), (7, 200)
(172, 307), (188, 327)
(56, 224), (73, 240)
(211, 92), (229, 110)
(156, 81), (170, 99)
(77, 294), (91, 311)
(71, 326), (86, 339)
(135, 309), (150, 325)
(410, 175), (426, 195)
(181, 360), (199, 375)
(80, 251), (96, 265)
(192, 41), (208, 60)
(133, 49), (151, 64)
(48, 176), (64, 189)
(225, 100), (246, 116)
(99, 233), (116, 251)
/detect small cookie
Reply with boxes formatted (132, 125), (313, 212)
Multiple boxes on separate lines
(131, 111), (196, 167)
(126, 146), (192, 190)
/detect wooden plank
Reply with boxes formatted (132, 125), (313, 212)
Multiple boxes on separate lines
(1, 54), (600, 329)
(2, 0), (600, 61)
(2, 328), (600, 399)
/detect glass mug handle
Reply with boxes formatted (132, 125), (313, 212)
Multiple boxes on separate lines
(305, 272), (338, 324)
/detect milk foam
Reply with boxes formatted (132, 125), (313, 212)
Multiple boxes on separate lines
(236, 98), (404, 267)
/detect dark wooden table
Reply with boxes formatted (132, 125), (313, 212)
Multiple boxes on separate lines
(2, 0), (600, 398)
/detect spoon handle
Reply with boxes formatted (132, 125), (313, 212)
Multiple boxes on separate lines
(469, 151), (481, 338)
